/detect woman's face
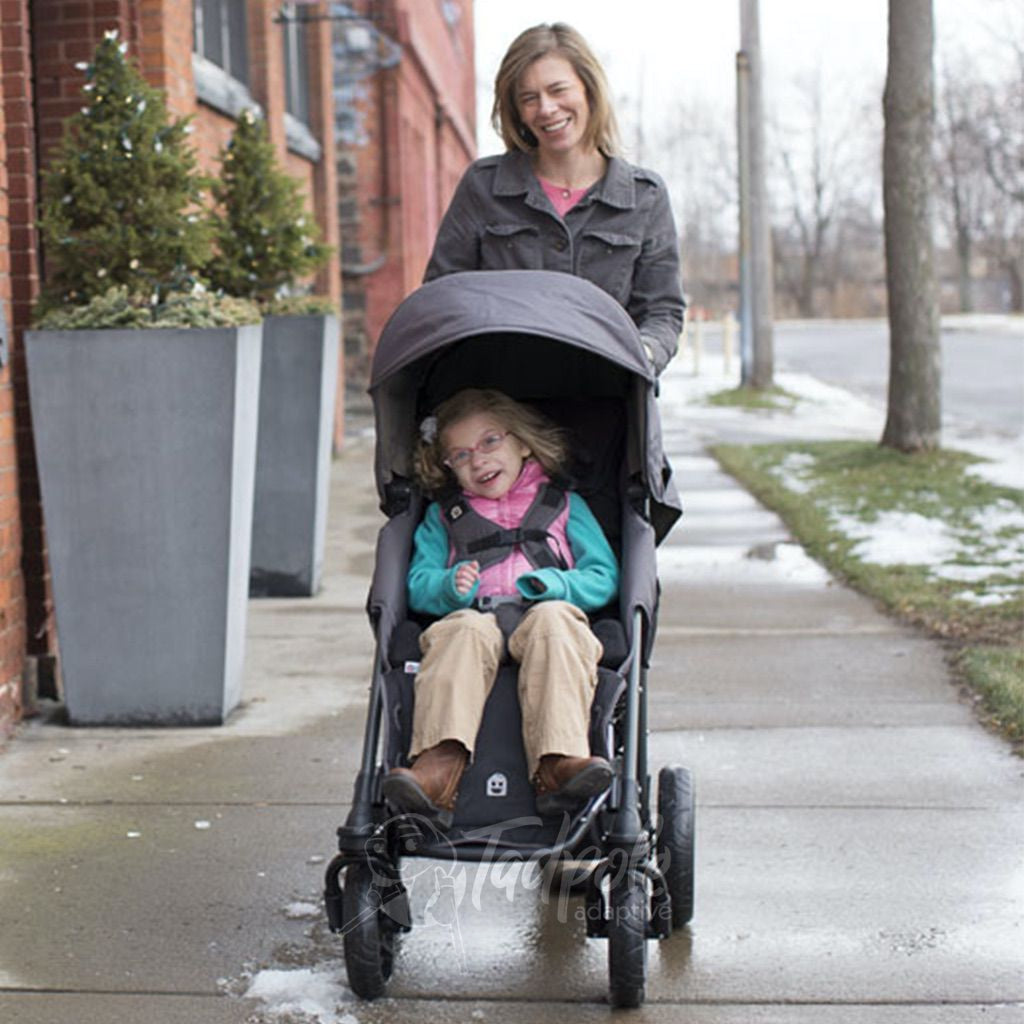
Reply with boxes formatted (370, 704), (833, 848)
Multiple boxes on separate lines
(442, 411), (532, 500)
(515, 53), (591, 159)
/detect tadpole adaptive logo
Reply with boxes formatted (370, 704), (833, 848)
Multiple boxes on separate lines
(343, 811), (662, 967)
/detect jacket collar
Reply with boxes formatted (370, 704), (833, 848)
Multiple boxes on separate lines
(493, 151), (636, 210)
(463, 458), (548, 508)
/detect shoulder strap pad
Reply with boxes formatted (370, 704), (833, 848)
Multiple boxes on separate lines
(440, 484), (568, 571)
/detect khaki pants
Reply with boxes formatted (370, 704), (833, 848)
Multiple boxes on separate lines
(410, 601), (604, 779)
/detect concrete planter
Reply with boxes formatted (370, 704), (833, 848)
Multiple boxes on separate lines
(25, 324), (263, 725)
(249, 314), (339, 597)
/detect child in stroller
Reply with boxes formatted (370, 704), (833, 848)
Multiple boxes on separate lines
(381, 388), (618, 828)
(324, 270), (694, 1009)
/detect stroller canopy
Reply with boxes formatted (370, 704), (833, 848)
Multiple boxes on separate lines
(369, 270), (681, 541)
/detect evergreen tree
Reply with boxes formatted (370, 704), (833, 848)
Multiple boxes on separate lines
(37, 31), (211, 313)
(206, 108), (331, 306)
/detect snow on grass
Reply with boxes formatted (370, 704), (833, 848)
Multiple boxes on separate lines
(830, 501), (1023, 605)
(832, 510), (961, 566)
(245, 968), (357, 1023)
(662, 355), (1023, 607)
(773, 451), (818, 493)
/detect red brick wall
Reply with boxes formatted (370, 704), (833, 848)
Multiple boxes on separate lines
(1, 0), (341, 733)
(340, 0), (475, 396)
(0, 31), (25, 735)
(138, 0), (194, 117)
(2, 0), (48, 736)
(31, 1), (141, 166)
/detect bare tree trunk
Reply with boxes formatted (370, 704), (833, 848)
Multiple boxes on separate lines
(955, 227), (972, 312)
(1005, 258), (1024, 313)
(881, 0), (941, 452)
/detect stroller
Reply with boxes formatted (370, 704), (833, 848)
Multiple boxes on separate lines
(323, 269), (695, 1008)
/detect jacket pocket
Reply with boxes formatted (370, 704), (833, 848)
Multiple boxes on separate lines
(579, 229), (642, 302)
(480, 223), (543, 270)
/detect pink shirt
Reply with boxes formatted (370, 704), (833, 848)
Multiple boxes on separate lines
(539, 177), (588, 218)
(460, 459), (574, 598)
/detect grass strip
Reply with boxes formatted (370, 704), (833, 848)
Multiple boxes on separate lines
(710, 439), (1024, 745)
(704, 385), (798, 411)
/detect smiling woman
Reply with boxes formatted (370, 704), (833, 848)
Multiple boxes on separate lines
(424, 22), (686, 375)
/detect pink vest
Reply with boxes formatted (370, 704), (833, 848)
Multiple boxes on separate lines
(456, 460), (574, 597)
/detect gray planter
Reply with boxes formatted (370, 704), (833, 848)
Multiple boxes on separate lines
(249, 314), (339, 597)
(25, 324), (262, 725)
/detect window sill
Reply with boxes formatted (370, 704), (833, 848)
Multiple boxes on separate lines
(193, 54), (260, 119)
(286, 113), (322, 163)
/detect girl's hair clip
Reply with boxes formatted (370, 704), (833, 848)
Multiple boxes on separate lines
(419, 415), (438, 444)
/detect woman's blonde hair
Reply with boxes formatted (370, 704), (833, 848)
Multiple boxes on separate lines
(491, 23), (620, 158)
(414, 388), (568, 495)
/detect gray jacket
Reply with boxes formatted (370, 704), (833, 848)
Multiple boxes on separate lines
(424, 151), (686, 374)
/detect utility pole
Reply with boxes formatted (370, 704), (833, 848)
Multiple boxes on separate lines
(737, 0), (774, 388)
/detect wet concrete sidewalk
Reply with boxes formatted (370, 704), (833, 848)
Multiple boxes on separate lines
(1, 375), (1022, 1023)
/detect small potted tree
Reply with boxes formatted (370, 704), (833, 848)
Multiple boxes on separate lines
(27, 32), (263, 725)
(206, 109), (338, 598)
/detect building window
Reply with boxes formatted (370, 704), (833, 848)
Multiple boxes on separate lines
(281, 3), (310, 126)
(279, 3), (321, 161)
(193, 0), (255, 119)
(194, 0), (249, 84)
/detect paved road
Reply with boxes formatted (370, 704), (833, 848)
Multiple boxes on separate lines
(1, 376), (1022, 1022)
(697, 317), (1024, 438)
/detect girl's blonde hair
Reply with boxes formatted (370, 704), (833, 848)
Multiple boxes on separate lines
(414, 389), (568, 495)
(491, 23), (621, 158)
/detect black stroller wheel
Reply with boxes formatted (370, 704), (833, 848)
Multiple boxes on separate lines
(656, 765), (695, 929)
(607, 867), (648, 1008)
(342, 862), (398, 1000)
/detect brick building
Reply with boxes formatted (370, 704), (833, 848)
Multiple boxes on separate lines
(334, 0), (476, 396)
(0, 0), (343, 736)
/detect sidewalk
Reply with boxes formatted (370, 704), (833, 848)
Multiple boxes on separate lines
(1, 376), (1022, 1023)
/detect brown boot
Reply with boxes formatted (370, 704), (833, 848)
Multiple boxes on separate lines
(381, 740), (468, 829)
(534, 754), (613, 816)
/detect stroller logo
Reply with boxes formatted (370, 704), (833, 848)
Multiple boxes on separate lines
(349, 811), (668, 973)
(485, 772), (508, 798)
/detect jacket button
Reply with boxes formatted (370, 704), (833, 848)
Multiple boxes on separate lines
(554, 239), (566, 251)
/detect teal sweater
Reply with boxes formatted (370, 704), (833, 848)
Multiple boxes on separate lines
(407, 492), (619, 617)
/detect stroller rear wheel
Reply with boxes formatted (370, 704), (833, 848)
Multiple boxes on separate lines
(656, 765), (695, 929)
(607, 867), (648, 1008)
(342, 862), (400, 1000)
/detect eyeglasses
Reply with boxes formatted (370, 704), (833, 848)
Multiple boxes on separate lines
(443, 431), (512, 469)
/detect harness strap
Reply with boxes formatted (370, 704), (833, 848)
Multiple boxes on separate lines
(441, 482), (569, 571)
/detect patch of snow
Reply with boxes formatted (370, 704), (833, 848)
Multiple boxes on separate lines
(834, 511), (961, 566)
(245, 968), (356, 1023)
(972, 501), (1024, 538)
(933, 563), (1022, 583)
(772, 452), (818, 494)
(948, 431), (1024, 491)
(954, 588), (1018, 607)
(283, 901), (321, 920)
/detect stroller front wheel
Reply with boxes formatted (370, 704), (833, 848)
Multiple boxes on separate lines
(607, 867), (648, 1008)
(342, 862), (399, 1000)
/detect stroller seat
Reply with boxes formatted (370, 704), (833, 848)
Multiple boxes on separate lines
(380, 616), (628, 842)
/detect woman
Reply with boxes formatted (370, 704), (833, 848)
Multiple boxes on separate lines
(424, 22), (686, 374)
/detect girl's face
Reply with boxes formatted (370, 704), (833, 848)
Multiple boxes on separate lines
(515, 53), (590, 160)
(442, 411), (532, 499)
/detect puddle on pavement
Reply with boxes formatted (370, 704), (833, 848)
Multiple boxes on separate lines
(658, 540), (833, 586)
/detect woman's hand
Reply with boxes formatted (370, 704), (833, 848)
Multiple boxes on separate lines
(454, 560), (480, 594)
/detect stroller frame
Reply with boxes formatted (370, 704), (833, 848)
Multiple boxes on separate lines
(322, 271), (695, 1007)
